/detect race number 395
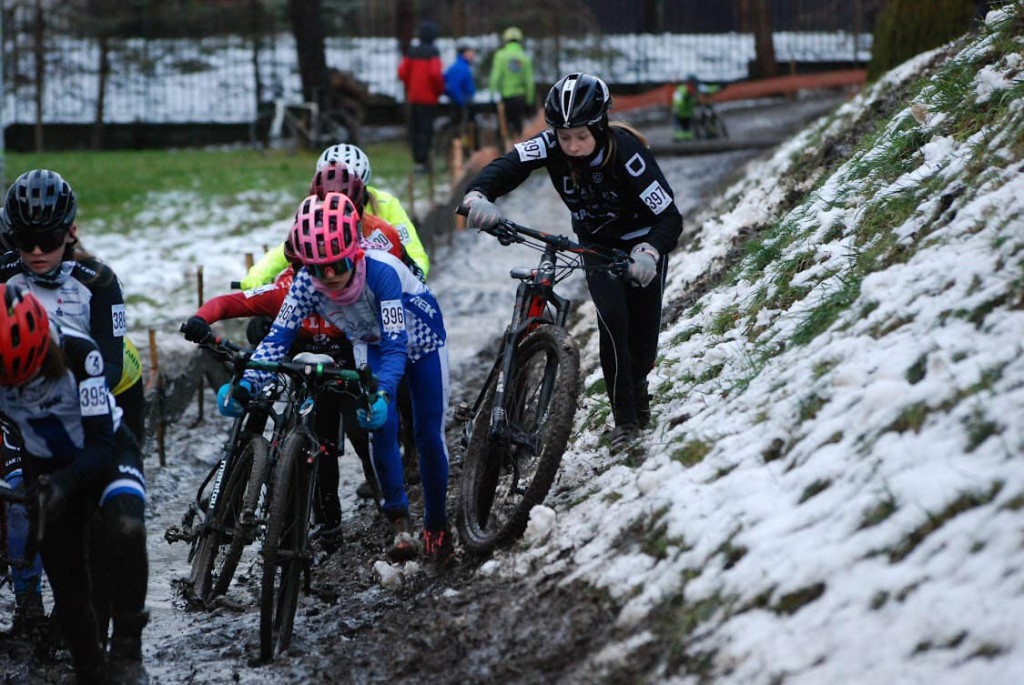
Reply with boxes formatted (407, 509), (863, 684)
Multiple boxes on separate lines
(79, 377), (110, 417)
(640, 180), (672, 215)
(380, 299), (405, 334)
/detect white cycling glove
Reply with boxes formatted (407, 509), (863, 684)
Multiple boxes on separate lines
(463, 191), (502, 231)
(628, 242), (660, 288)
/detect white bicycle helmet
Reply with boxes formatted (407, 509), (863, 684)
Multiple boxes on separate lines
(316, 144), (372, 184)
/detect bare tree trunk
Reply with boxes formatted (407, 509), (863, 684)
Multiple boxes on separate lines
(33, 0), (44, 151)
(752, 0), (778, 78)
(288, 0), (328, 107)
(396, 0), (413, 55)
(643, 0), (664, 32)
(91, 35), (109, 150)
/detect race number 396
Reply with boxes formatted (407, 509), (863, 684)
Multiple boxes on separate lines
(79, 377), (110, 417)
(380, 299), (405, 334)
(640, 180), (672, 215)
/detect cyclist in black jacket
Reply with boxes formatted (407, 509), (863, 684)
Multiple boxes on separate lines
(0, 285), (119, 684)
(0, 171), (148, 682)
(463, 72), (682, 451)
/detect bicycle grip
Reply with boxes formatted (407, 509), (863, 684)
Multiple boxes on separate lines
(456, 204), (469, 217)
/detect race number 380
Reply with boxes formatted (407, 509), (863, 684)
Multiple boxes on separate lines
(79, 377), (110, 417)
(640, 180), (672, 215)
(380, 299), (405, 334)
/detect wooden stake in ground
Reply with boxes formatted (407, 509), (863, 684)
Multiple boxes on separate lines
(496, 100), (510, 152)
(148, 328), (166, 466)
(195, 266), (205, 423)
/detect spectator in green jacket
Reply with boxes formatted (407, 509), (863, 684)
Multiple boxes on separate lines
(488, 26), (535, 138)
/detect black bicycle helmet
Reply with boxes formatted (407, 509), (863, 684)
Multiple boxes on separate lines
(544, 73), (612, 130)
(1, 169), (77, 233)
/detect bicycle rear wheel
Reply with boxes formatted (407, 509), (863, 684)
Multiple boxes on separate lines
(259, 431), (312, 661)
(458, 325), (580, 553)
(190, 435), (260, 605)
(212, 436), (271, 597)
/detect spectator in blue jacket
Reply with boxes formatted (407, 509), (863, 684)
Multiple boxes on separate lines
(444, 43), (478, 142)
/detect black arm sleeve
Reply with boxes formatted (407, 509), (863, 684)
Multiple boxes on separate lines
(64, 332), (115, 488)
(79, 260), (125, 390)
(466, 134), (552, 200)
(618, 136), (684, 256)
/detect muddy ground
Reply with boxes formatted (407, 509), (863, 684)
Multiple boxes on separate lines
(0, 92), (846, 684)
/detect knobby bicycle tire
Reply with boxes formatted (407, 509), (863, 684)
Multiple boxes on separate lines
(212, 436), (272, 598)
(190, 435), (258, 604)
(458, 325), (580, 553)
(259, 431), (312, 661)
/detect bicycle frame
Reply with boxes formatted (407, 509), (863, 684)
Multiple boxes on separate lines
(455, 210), (628, 450)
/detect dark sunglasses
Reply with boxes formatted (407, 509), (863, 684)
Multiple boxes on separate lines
(10, 228), (68, 253)
(310, 258), (353, 279)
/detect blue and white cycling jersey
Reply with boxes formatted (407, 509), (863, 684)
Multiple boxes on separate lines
(245, 251), (446, 400)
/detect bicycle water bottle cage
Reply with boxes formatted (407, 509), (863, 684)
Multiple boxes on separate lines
(510, 267), (534, 281)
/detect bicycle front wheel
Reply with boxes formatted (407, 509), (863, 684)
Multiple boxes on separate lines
(259, 431), (312, 661)
(458, 325), (580, 553)
(190, 435), (259, 605)
(212, 436), (271, 597)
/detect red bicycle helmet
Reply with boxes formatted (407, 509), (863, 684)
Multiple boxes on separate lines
(0, 284), (51, 386)
(309, 162), (367, 212)
(289, 193), (363, 273)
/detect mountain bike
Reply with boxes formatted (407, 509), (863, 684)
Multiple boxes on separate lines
(695, 99), (728, 140)
(165, 333), (279, 606)
(257, 354), (377, 661)
(453, 207), (629, 553)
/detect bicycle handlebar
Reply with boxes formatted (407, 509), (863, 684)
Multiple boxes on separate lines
(178, 324), (378, 403)
(230, 281), (242, 290)
(456, 203), (629, 268)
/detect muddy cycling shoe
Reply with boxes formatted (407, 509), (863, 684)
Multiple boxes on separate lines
(10, 592), (45, 637)
(608, 424), (640, 453)
(355, 480), (376, 499)
(312, 523), (344, 557)
(423, 527), (454, 564)
(386, 516), (418, 562)
(634, 382), (652, 429)
(108, 610), (149, 685)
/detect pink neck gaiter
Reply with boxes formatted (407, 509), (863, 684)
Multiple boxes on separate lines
(312, 257), (367, 306)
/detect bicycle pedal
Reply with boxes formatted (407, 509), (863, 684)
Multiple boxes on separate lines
(453, 402), (471, 423)
(163, 526), (193, 545)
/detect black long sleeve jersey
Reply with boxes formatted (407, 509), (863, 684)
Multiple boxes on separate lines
(0, 253), (126, 392)
(0, 325), (117, 486)
(467, 127), (683, 255)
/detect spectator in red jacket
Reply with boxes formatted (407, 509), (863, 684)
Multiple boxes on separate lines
(398, 21), (445, 172)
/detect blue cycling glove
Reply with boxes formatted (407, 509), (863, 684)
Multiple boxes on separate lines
(217, 380), (254, 418)
(356, 392), (389, 430)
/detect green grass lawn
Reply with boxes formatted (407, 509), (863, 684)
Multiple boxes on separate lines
(6, 139), (425, 225)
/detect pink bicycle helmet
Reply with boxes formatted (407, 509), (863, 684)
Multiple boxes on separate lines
(289, 193), (363, 277)
(309, 162), (367, 211)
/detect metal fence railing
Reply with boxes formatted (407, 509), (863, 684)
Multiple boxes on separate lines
(1, 1), (876, 134)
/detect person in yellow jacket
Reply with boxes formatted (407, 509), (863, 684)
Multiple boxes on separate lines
(488, 26), (535, 138)
(240, 144), (430, 288)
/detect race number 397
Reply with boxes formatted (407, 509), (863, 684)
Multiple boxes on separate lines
(79, 377), (110, 417)
(640, 180), (672, 215)
(515, 138), (547, 163)
(380, 299), (405, 334)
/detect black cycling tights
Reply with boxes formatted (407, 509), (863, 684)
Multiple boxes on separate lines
(91, 494), (149, 644)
